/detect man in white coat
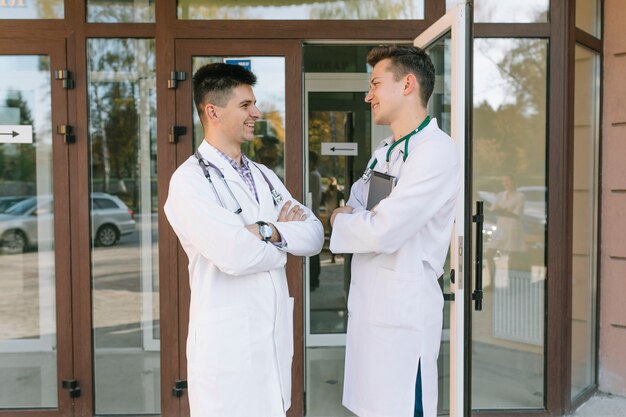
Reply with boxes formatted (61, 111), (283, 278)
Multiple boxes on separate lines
(164, 63), (324, 417)
(330, 45), (461, 417)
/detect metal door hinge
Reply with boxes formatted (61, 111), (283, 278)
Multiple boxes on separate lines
(172, 379), (188, 397)
(169, 125), (186, 143)
(54, 70), (75, 89)
(62, 379), (81, 398)
(57, 125), (75, 144)
(168, 71), (186, 89)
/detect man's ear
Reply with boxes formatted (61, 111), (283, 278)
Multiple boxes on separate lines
(204, 103), (219, 121)
(403, 73), (418, 96)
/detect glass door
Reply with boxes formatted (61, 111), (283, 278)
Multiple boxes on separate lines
(0, 40), (73, 416)
(415, 2), (470, 416)
(172, 39), (303, 417)
(303, 72), (391, 416)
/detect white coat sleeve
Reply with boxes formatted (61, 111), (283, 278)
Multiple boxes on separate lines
(330, 140), (460, 254)
(164, 165), (287, 276)
(261, 168), (324, 257)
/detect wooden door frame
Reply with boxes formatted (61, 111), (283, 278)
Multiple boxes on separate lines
(166, 38), (304, 417)
(0, 37), (73, 417)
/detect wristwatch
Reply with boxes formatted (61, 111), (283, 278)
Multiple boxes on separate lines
(256, 221), (273, 242)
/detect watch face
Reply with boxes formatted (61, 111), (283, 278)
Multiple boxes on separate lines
(260, 224), (272, 240)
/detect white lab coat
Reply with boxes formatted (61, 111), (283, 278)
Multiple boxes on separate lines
(330, 118), (460, 417)
(164, 141), (324, 417)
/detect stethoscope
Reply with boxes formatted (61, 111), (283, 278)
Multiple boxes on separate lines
(195, 150), (283, 215)
(361, 116), (431, 182)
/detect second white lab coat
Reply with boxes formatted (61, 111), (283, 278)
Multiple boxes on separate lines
(330, 118), (461, 417)
(164, 141), (323, 417)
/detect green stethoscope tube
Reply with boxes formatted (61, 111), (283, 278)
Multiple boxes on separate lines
(362, 115), (431, 181)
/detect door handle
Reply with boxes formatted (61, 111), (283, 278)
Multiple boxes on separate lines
(472, 201), (484, 311)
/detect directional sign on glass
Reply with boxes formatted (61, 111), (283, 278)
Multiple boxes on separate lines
(321, 142), (358, 156)
(0, 125), (33, 144)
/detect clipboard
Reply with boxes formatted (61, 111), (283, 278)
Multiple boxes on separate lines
(366, 171), (396, 210)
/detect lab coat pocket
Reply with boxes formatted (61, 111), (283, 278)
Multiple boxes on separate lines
(368, 267), (424, 330)
(195, 305), (252, 375)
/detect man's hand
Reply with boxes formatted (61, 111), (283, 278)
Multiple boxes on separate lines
(278, 201), (307, 222)
(330, 205), (353, 226)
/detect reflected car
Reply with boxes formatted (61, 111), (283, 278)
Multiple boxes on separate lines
(0, 196), (29, 213)
(477, 186), (547, 246)
(0, 193), (136, 254)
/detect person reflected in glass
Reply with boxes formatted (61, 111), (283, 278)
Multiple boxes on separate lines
(322, 176), (344, 263)
(485, 174), (526, 280)
(309, 150), (322, 291)
(329, 45), (461, 417)
(164, 63), (323, 417)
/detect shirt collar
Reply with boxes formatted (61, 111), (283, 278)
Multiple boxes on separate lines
(206, 142), (251, 172)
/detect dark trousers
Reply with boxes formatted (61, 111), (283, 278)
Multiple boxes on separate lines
(414, 361), (423, 417)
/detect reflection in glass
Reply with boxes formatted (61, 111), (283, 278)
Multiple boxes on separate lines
(87, 39), (160, 415)
(576, 0), (601, 38)
(87, 0), (155, 23)
(472, 38), (548, 409)
(303, 45), (377, 73)
(0, 0), (63, 19)
(307, 93), (371, 335)
(447, 0), (548, 22)
(0, 55), (57, 408)
(178, 0), (424, 20)
(192, 57), (286, 180)
(571, 45), (599, 399)
(305, 88), (370, 416)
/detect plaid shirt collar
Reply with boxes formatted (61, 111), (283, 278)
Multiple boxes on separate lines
(207, 143), (259, 202)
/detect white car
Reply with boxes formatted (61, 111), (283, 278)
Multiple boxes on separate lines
(0, 193), (136, 254)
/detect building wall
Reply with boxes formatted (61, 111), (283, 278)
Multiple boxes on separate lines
(600, 0), (626, 397)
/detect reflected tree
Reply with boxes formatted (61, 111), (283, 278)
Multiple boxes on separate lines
(312, 0), (419, 19)
(474, 39), (547, 190)
(88, 39), (155, 212)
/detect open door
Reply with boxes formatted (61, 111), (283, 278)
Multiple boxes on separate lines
(414, 2), (471, 417)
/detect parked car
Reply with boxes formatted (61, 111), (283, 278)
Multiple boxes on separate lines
(0, 193), (136, 254)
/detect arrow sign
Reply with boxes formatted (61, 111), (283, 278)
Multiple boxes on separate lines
(321, 142), (358, 156)
(0, 125), (33, 144)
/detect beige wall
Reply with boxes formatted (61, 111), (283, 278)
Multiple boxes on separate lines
(600, 0), (626, 397)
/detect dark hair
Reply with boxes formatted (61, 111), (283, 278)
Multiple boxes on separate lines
(367, 45), (435, 107)
(193, 63), (257, 118)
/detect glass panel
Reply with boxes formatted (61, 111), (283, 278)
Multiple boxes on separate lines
(0, 0), (63, 19)
(571, 45), (599, 399)
(305, 88), (370, 416)
(192, 56), (286, 180)
(472, 38), (548, 409)
(87, 0), (155, 23)
(446, 0), (548, 22)
(576, 0), (601, 38)
(425, 32), (452, 416)
(0, 55), (57, 408)
(178, 0), (424, 20)
(87, 38), (160, 415)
